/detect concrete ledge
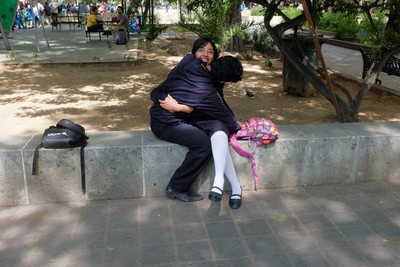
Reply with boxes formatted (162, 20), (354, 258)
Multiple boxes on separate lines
(0, 122), (399, 207)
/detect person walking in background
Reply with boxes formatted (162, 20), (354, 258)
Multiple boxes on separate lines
(16, 8), (25, 29)
(49, 0), (58, 23)
(32, 2), (44, 28)
(43, 2), (51, 26)
(26, 6), (33, 28)
(20, 4), (28, 28)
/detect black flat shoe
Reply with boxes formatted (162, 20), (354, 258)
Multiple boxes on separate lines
(229, 190), (242, 209)
(166, 185), (204, 202)
(208, 186), (223, 202)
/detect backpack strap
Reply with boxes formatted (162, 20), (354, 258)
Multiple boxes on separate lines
(56, 119), (87, 139)
(31, 143), (43, 175)
(32, 120), (88, 195)
(57, 119), (88, 194)
(230, 135), (260, 190)
(80, 142), (87, 194)
(32, 142), (87, 194)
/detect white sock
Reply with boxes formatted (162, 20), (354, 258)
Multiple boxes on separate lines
(210, 131), (241, 198)
(224, 151), (242, 199)
(210, 131), (227, 193)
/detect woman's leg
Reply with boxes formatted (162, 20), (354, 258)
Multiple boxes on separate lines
(210, 131), (241, 197)
(152, 121), (212, 193)
(223, 148), (242, 199)
(210, 131), (227, 192)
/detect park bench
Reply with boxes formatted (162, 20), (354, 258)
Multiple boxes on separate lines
(85, 29), (130, 42)
(85, 29), (111, 41)
(51, 15), (83, 31)
(359, 47), (400, 84)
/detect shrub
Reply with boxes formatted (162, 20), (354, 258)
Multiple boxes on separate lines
(280, 7), (303, 20)
(252, 28), (275, 56)
(250, 6), (264, 16)
(316, 11), (360, 39)
(358, 9), (389, 48)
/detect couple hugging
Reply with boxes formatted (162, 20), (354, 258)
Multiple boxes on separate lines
(150, 37), (244, 209)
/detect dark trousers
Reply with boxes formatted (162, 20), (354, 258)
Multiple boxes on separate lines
(151, 121), (212, 193)
(87, 24), (103, 31)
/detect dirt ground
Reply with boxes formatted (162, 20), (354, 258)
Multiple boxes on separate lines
(1, 31), (399, 136)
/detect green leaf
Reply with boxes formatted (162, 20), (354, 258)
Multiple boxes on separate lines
(276, 215), (287, 222)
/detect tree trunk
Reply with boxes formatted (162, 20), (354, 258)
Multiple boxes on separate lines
(253, 0), (400, 123)
(225, 0), (243, 51)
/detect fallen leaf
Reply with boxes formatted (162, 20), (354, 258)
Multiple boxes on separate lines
(276, 215), (287, 222)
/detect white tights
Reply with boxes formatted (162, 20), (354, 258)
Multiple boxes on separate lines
(210, 131), (242, 198)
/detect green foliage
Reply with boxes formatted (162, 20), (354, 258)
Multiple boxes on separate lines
(6, 48), (15, 60)
(280, 7), (303, 20)
(357, 7), (400, 49)
(250, 6), (264, 16)
(316, 11), (360, 39)
(219, 22), (253, 49)
(244, 49), (253, 60)
(252, 28), (275, 56)
(106, 40), (113, 51)
(191, 1), (231, 42)
(358, 9), (388, 48)
(178, 1), (252, 50)
(145, 24), (169, 41)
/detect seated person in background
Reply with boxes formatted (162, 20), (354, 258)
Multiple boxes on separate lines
(110, 6), (129, 40)
(87, 6), (103, 31)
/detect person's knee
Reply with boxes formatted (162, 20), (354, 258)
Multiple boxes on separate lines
(196, 135), (212, 154)
(211, 130), (227, 139)
(211, 130), (228, 143)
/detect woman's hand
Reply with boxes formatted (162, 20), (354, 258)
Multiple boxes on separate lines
(159, 94), (193, 113)
(159, 94), (179, 113)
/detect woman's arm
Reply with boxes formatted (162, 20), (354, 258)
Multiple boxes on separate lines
(159, 94), (193, 113)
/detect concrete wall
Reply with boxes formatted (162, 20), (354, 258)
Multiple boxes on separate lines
(0, 122), (399, 207)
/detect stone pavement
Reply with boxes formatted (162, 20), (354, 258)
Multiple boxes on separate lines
(1, 181), (400, 266)
(0, 26), (143, 64)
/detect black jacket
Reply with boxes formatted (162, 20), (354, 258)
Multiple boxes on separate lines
(150, 54), (239, 133)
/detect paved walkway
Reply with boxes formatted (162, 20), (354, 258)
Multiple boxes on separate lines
(0, 26), (144, 64)
(322, 44), (400, 95)
(1, 181), (400, 266)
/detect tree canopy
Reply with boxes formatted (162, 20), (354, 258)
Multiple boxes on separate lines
(183, 0), (400, 122)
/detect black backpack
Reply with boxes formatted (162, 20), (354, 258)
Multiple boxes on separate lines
(32, 119), (89, 194)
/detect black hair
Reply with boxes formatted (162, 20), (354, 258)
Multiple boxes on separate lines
(210, 56), (243, 83)
(191, 37), (219, 60)
(118, 6), (123, 12)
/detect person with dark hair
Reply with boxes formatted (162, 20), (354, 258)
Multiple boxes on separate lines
(110, 6), (129, 41)
(150, 37), (244, 208)
(86, 6), (103, 32)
